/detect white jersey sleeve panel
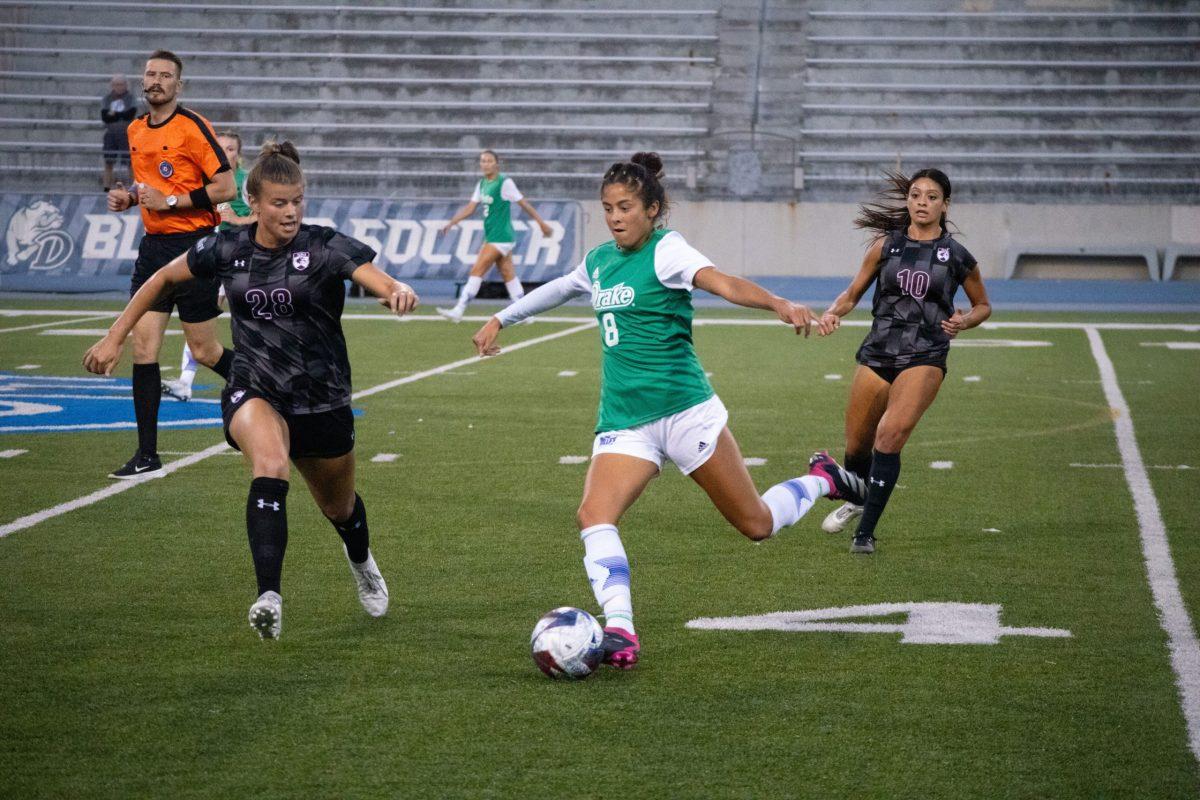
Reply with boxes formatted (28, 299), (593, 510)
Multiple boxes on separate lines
(495, 260), (591, 327)
(653, 230), (715, 292)
(500, 178), (524, 202)
(470, 182), (482, 203)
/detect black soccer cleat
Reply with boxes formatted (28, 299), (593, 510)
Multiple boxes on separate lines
(807, 451), (867, 505)
(850, 532), (876, 554)
(108, 452), (163, 480)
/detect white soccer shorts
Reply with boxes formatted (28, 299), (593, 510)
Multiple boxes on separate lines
(591, 395), (728, 475)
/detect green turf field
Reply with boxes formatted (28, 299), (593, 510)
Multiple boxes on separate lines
(1, 298), (1198, 799)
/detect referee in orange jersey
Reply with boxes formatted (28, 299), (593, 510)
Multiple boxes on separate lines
(105, 49), (237, 478)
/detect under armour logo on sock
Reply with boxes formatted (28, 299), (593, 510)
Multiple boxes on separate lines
(870, 477), (887, 487)
(257, 499), (281, 511)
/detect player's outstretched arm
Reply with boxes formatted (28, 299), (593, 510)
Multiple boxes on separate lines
(516, 198), (553, 237)
(472, 271), (591, 356)
(820, 236), (885, 335)
(441, 201), (479, 234)
(83, 255), (196, 376)
(350, 263), (418, 317)
(692, 266), (825, 337)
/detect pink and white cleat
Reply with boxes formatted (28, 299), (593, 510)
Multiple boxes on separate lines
(807, 450), (867, 505)
(601, 627), (640, 670)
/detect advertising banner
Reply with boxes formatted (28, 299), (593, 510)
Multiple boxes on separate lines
(0, 193), (583, 291)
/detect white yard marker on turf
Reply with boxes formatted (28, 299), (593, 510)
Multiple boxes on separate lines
(1071, 463), (1193, 471)
(743, 457), (768, 467)
(963, 375), (982, 382)
(41, 328), (183, 337)
(1141, 342), (1200, 350)
(0, 321), (597, 540)
(557, 370), (577, 377)
(1087, 327), (1200, 765)
(930, 461), (954, 469)
(951, 339), (1052, 347)
(559, 456), (588, 465)
(371, 453), (399, 463)
(0, 314), (114, 335)
(0, 449), (28, 458)
(15, 364), (39, 370)
(824, 374), (841, 380)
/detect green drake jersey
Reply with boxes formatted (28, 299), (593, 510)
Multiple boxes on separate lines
(574, 228), (715, 432)
(470, 173), (523, 243)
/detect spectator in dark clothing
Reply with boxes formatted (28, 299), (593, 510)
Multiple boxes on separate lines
(101, 74), (137, 189)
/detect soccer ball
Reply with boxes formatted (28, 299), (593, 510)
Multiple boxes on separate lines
(530, 606), (605, 680)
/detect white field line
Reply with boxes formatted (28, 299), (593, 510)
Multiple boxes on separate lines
(1086, 326), (1200, 765)
(0, 320), (595, 540)
(0, 314), (114, 334)
(1, 308), (1200, 331)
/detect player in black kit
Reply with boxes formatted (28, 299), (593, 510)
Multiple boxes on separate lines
(85, 141), (420, 638)
(818, 169), (991, 554)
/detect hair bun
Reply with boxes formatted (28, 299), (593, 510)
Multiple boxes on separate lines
(630, 151), (664, 179)
(260, 139), (301, 165)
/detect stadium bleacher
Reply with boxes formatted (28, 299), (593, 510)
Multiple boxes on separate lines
(0, 0), (1196, 203)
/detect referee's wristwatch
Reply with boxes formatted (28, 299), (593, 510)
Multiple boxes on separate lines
(165, 195), (178, 210)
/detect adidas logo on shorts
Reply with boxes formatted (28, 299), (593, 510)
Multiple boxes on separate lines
(698, 441), (708, 452)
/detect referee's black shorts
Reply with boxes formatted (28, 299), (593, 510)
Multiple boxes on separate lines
(130, 229), (221, 323)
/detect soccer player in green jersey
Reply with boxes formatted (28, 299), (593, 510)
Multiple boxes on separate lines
(472, 152), (866, 670)
(163, 131), (252, 402)
(437, 149), (554, 322)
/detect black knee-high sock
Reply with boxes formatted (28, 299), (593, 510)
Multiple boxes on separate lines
(844, 450), (871, 484)
(131, 362), (161, 456)
(856, 450), (901, 537)
(210, 347), (235, 381)
(247, 477), (289, 595)
(329, 493), (370, 564)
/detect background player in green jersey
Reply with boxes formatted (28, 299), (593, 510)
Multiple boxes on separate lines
(162, 131), (254, 402)
(437, 149), (554, 322)
(471, 152), (866, 670)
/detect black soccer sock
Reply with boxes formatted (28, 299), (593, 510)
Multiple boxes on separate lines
(844, 450), (871, 483)
(131, 362), (161, 456)
(210, 347), (235, 381)
(246, 477), (289, 595)
(856, 450), (901, 537)
(329, 493), (370, 564)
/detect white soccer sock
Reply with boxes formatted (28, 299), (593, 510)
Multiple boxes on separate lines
(455, 275), (483, 311)
(179, 345), (198, 389)
(504, 279), (525, 301)
(761, 475), (828, 535)
(580, 523), (635, 636)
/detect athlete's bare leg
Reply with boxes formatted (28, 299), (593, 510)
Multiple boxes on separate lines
(843, 365), (891, 459)
(228, 399), (290, 479)
(688, 427), (775, 541)
(294, 452), (357, 522)
(180, 318), (226, 369)
(873, 365), (943, 452)
(576, 454), (659, 529)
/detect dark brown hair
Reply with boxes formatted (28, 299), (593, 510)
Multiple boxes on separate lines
(246, 140), (303, 199)
(147, 49), (183, 77)
(480, 149), (499, 162)
(854, 168), (954, 237)
(602, 152), (669, 226)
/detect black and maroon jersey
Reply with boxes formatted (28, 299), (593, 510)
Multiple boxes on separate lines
(856, 228), (978, 369)
(187, 224), (376, 413)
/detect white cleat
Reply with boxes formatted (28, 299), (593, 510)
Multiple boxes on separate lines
(822, 502), (864, 534)
(347, 549), (389, 617)
(248, 590), (282, 639)
(436, 306), (465, 323)
(160, 379), (192, 402)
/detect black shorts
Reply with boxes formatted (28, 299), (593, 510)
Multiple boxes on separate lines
(130, 230), (221, 323)
(221, 387), (356, 459)
(863, 358), (948, 385)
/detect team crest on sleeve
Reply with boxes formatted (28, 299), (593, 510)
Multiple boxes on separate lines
(158, 160), (174, 178)
(292, 251), (310, 271)
(936, 247), (950, 263)
(230, 389), (246, 404)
